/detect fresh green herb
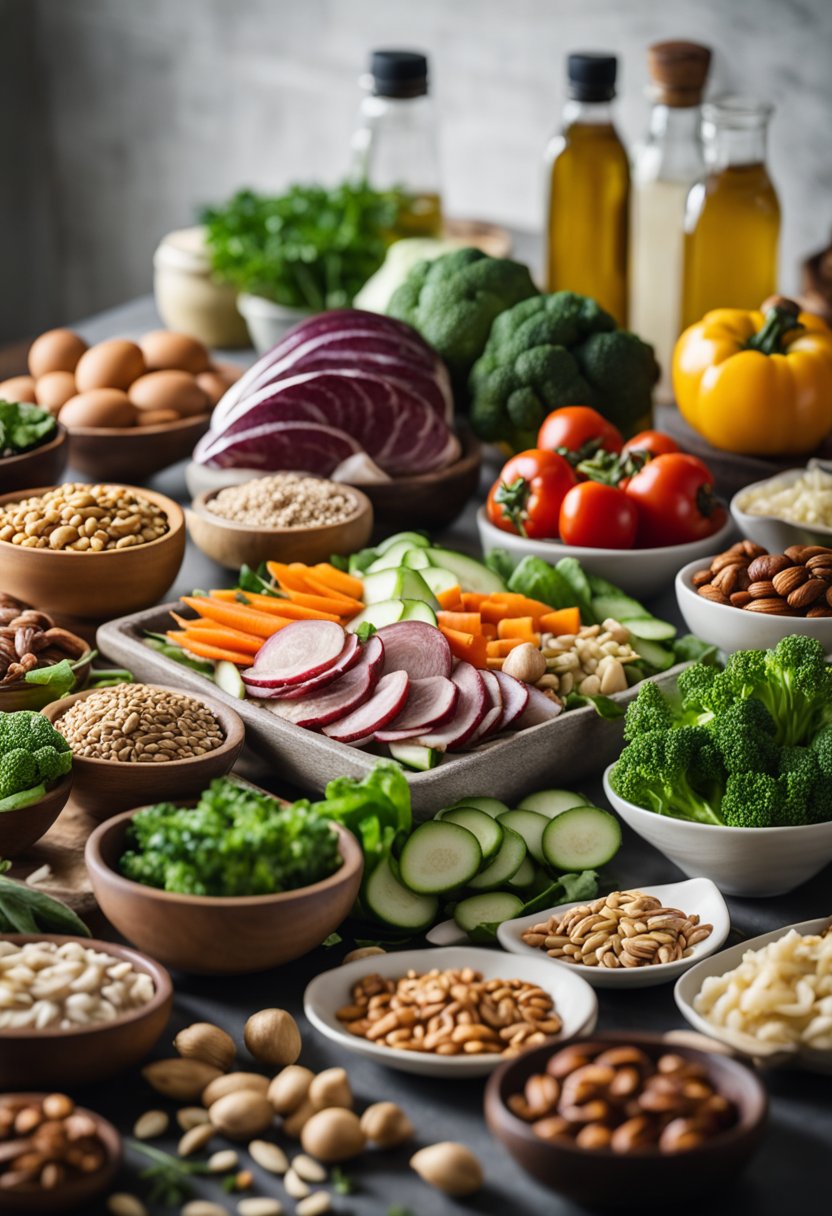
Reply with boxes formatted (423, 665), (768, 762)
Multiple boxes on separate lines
(0, 399), (56, 456)
(322, 931), (343, 948)
(331, 1166), (354, 1195)
(238, 562), (279, 596)
(0, 860), (90, 936)
(119, 777), (342, 896)
(201, 182), (400, 310)
(354, 621), (377, 644)
(673, 633), (718, 666)
(565, 692), (626, 720)
(467, 870), (598, 943)
(131, 1141), (212, 1206)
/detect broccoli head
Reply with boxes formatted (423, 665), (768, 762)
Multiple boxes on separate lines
(623, 680), (674, 741)
(721, 635), (832, 746)
(387, 247), (538, 391)
(0, 710), (70, 753)
(709, 698), (779, 776)
(811, 725), (832, 778)
(610, 726), (724, 825)
(675, 662), (733, 725)
(572, 330), (659, 435)
(0, 748), (37, 799)
(0, 711), (72, 798)
(32, 746), (72, 784)
(721, 772), (783, 828)
(778, 746), (832, 825)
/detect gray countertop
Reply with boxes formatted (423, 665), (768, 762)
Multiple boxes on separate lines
(53, 295), (832, 1216)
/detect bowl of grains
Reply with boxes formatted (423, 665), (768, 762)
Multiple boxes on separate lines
(0, 935), (172, 1090)
(0, 483), (186, 623)
(186, 473), (373, 570)
(41, 683), (245, 820)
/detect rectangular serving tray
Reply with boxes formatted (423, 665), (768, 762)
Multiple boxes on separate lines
(98, 605), (685, 819)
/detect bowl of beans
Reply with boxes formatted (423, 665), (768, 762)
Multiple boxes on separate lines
(0, 935), (172, 1090)
(0, 483), (186, 623)
(186, 472), (373, 570)
(484, 1033), (767, 1207)
(41, 683), (245, 820)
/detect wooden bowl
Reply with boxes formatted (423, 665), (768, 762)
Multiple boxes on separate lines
(0, 774), (72, 858)
(0, 425), (68, 493)
(0, 485), (186, 623)
(86, 807), (364, 974)
(187, 480), (373, 570)
(0, 640), (93, 712)
(42, 684), (245, 821)
(0, 935), (172, 1089)
(484, 1033), (768, 1208)
(66, 413), (211, 482)
(361, 426), (482, 531)
(0, 1094), (122, 1212)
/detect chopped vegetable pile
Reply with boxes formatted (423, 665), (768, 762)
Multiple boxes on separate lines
(0, 711), (72, 812)
(0, 399), (56, 457)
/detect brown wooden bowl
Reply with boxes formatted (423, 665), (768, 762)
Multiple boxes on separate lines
(0, 485), (186, 623)
(42, 684), (245, 821)
(187, 479), (374, 570)
(484, 1033), (768, 1208)
(0, 936), (173, 1090)
(0, 774), (72, 859)
(85, 807), (364, 974)
(361, 426), (482, 531)
(0, 641), (93, 712)
(0, 1093), (122, 1213)
(0, 425), (68, 493)
(66, 412), (211, 481)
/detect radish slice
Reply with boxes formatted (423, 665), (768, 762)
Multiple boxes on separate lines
(466, 669), (504, 744)
(246, 633), (360, 697)
(415, 662), (488, 751)
(515, 684), (563, 728)
(323, 670), (410, 743)
(377, 621), (452, 680)
(492, 670), (529, 729)
(264, 641), (382, 727)
(375, 676), (459, 742)
(242, 619), (346, 686)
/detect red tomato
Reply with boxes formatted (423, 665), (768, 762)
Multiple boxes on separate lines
(624, 453), (727, 547)
(622, 429), (680, 459)
(537, 407), (623, 460)
(487, 449), (577, 539)
(559, 482), (638, 550)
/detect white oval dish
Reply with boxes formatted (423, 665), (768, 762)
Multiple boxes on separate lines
(602, 765), (832, 897)
(730, 463), (832, 552)
(496, 877), (730, 989)
(674, 917), (832, 1074)
(303, 945), (598, 1077)
(476, 505), (734, 599)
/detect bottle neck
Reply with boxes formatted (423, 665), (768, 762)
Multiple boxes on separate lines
(705, 122), (768, 169)
(563, 97), (616, 127)
(647, 102), (701, 143)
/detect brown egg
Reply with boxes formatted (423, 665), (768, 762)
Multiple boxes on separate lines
(0, 375), (37, 404)
(212, 359), (244, 385)
(28, 328), (88, 378)
(59, 389), (137, 429)
(35, 370), (77, 413)
(75, 339), (145, 392)
(128, 370), (209, 417)
(135, 408), (181, 427)
(140, 329), (211, 375)
(195, 371), (229, 407)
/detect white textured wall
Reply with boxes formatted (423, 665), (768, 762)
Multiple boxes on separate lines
(27, 0), (832, 323)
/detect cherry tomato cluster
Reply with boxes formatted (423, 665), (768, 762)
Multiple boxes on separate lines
(486, 406), (727, 550)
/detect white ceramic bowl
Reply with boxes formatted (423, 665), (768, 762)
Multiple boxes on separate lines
(603, 765), (832, 897)
(236, 293), (312, 354)
(476, 506), (734, 599)
(675, 917), (832, 1074)
(730, 464), (832, 552)
(496, 877), (730, 989)
(675, 556), (832, 654)
(303, 945), (597, 1078)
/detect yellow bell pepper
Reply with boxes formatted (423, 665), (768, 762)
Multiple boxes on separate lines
(672, 297), (832, 456)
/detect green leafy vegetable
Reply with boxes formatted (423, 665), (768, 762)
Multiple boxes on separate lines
(0, 861), (90, 936)
(238, 562), (279, 596)
(467, 870), (598, 942)
(331, 1166), (355, 1195)
(131, 1142), (211, 1206)
(23, 659), (77, 699)
(312, 763), (412, 874)
(484, 547), (516, 584)
(87, 667), (134, 688)
(507, 556), (576, 610)
(565, 692), (626, 719)
(354, 621), (377, 644)
(0, 399), (56, 455)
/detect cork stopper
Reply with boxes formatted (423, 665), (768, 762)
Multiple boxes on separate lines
(647, 41), (711, 106)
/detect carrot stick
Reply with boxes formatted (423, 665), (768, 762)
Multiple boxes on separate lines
(208, 590), (342, 621)
(439, 626), (488, 669)
(482, 623), (497, 639)
(286, 590), (364, 615)
(486, 638), (527, 657)
(302, 573), (361, 605)
(181, 596), (291, 638)
(166, 632), (252, 665)
(437, 611), (482, 634)
(488, 593), (555, 616)
(169, 614), (262, 655)
(540, 607), (581, 636)
(460, 592), (489, 610)
(437, 585), (463, 611)
(497, 617), (537, 641)
(311, 564), (364, 599)
(266, 562), (313, 593)
(486, 657), (505, 670)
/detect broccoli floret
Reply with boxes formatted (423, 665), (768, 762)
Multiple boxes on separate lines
(0, 710), (70, 753)
(610, 726), (724, 825)
(778, 746), (832, 825)
(675, 662), (731, 725)
(387, 247), (538, 392)
(721, 772), (782, 828)
(0, 748), (37, 798)
(572, 329), (659, 435)
(623, 680), (674, 741)
(32, 746), (72, 784)
(710, 698), (779, 776)
(811, 725), (832, 778)
(721, 635), (832, 746)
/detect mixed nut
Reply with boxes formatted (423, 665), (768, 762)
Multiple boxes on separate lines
(693, 540), (832, 616)
(55, 684), (224, 762)
(0, 594), (89, 685)
(508, 1041), (739, 1153)
(521, 891), (713, 970)
(503, 620), (640, 699)
(0, 483), (170, 552)
(0, 1092), (110, 1193)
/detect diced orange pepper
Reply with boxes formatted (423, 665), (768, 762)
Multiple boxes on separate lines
(439, 626), (488, 669)
(539, 607), (581, 636)
(437, 611), (483, 634)
(497, 617), (537, 641)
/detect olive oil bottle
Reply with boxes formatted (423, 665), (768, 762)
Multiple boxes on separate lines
(544, 53), (630, 325)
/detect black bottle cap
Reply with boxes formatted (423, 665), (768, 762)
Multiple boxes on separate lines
(567, 52), (618, 102)
(370, 50), (429, 99)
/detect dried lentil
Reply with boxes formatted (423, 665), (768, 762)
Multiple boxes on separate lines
(55, 684), (224, 762)
(0, 483), (169, 551)
(206, 474), (357, 529)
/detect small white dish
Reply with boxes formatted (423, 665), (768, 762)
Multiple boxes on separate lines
(675, 555), (832, 654)
(674, 917), (832, 1074)
(303, 945), (598, 1078)
(603, 765), (832, 897)
(496, 877), (730, 989)
(730, 462), (832, 553)
(476, 505), (734, 599)
(236, 293), (312, 354)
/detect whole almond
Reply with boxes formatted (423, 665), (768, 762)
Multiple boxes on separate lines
(827, 586), (832, 608)
(807, 563), (832, 580)
(267, 1065), (314, 1115)
(710, 551), (747, 574)
(729, 591), (753, 608)
(142, 1058), (221, 1102)
(772, 566), (807, 596)
(248, 1139), (289, 1174)
(698, 584), (729, 605)
(133, 1110), (168, 1140)
(691, 568), (714, 587)
(747, 553), (790, 580)
(798, 546), (832, 560)
(740, 540), (767, 558)
(291, 1153), (327, 1183)
(747, 579), (777, 598)
(203, 1072), (268, 1107)
(107, 1196), (148, 1216)
(178, 1122), (214, 1156)
(788, 579), (827, 608)
(174, 1023), (236, 1072)
(207, 1148), (239, 1172)
(807, 605), (832, 617)
(284, 1168), (311, 1199)
(745, 597), (795, 614)
(176, 1107), (210, 1131)
(208, 1090), (274, 1139)
(524, 1073), (559, 1114)
(711, 566), (738, 595)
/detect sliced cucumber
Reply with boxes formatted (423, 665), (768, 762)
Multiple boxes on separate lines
(214, 660), (246, 700)
(622, 617), (677, 642)
(591, 592), (651, 623)
(497, 809), (548, 864)
(348, 547), (380, 576)
(467, 827), (527, 891)
(400, 599), (438, 625)
(454, 892), (524, 934)
(541, 805), (622, 872)
(398, 821), (482, 894)
(402, 548), (432, 570)
(364, 853), (438, 930)
(439, 807), (503, 861)
(388, 742), (438, 771)
(362, 567), (439, 608)
(345, 599), (405, 633)
(366, 541), (424, 572)
(449, 795), (510, 819)
(505, 855), (537, 889)
(420, 566), (461, 597)
(518, 789), (589, 818)
(424, 548), (506, 595)
(375, 530), (431, 555)
(631, 637), (675, 671)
